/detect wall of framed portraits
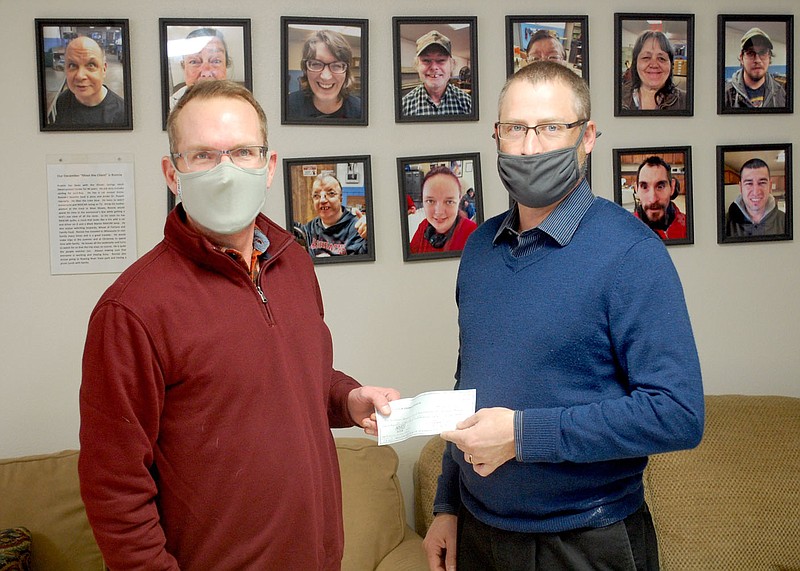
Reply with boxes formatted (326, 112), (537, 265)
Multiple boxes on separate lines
(3, 0), (798, 528)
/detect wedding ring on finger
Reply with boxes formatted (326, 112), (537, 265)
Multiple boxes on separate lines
(468, 454), (474, 464)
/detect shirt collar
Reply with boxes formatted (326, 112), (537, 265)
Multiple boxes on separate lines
(734, 193), (776, 223)
(424, 83), (453, 103)
(252, 226), (270, 256)
(217, 225), (271, 281)
(493, 178), (595, 247)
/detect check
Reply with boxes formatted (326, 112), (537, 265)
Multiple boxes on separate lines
(376, 389), (476, 445)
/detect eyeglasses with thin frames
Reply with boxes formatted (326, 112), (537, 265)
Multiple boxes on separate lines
(312, 190), (341, 201)
(305, 59), (348, 74)
(172, 146), (268, 172)
(184, 57), (225, 69)
(494, 120), (587, 143)
(742, 49), (772, 60)
(527, 55), (564, 63)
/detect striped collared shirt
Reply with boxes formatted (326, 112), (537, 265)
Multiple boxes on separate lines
(493, 178), (595, 258)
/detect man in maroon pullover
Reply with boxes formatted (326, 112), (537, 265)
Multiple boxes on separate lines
(79, 79), (397, 570)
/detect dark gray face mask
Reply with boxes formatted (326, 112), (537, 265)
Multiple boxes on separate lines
(496, 122), (588, 209)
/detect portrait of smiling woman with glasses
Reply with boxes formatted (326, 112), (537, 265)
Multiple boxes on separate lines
(286, 27), (364, 122)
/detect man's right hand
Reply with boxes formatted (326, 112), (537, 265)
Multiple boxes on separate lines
(423, 513), (457, 571)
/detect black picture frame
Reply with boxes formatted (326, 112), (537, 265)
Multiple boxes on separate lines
(505, 16), (589, 81)
(716, 144), (793, 244)
(393, 16), (478, 123)
(717, 15), (793, 114)
(397, 152), (483, 261)
(614, 13), (694, 117)
(35, 18), (132, 131)
(159, 18), (252, 130)
(613, 146), (694, 246)
(283, 155), (375, 264)
(280, 17), (368, 126)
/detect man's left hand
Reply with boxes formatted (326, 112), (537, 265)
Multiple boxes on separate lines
(348, 386), (401, 436)
(440, 407), (516, 477)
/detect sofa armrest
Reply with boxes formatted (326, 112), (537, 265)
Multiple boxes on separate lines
(414, 436), (446, 538)
(0, 450), (104, 571)
(375, 527), (427, 571)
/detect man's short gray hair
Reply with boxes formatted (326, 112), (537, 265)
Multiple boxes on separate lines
(498, 61), (590, 120)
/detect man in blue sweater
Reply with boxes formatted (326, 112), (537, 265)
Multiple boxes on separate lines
(423, 61), (704, 571)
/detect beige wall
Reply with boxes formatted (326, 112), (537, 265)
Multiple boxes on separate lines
(2, 0), (798, 529)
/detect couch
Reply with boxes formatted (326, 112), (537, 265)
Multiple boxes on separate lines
(0, 437), (427, 570)
(414, 394), (800, 571)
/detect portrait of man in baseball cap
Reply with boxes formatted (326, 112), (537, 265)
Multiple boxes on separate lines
(393, 17), (478, 123)
(719, 15), (792, 114)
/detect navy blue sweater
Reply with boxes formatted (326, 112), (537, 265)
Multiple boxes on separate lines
(434, 195), (704, 533)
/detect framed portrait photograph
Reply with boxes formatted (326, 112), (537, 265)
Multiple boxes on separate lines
(613, 147), (694, 246)
(281, 17), (367, 126)
(159, 18), (252, 129)
(283, 155), (374, 264)
(717, 15), (793, 114)
(393, 16), (478, 123)
(505, 16), (588, 80)
(717, 144), (792, 244)
(397, 153), (483, 261)
(35, 19), (132, 131)
(614, 13), (694, 116)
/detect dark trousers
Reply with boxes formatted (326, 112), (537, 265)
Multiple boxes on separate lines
(457, 503), (659, 571)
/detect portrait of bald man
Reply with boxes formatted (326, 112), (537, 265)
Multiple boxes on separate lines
(54, 37), (126, 127)
(38, 22), (131, 130)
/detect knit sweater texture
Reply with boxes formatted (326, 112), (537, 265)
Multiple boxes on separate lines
(434, 195), (704, 533)
(79, 205), (359, 570)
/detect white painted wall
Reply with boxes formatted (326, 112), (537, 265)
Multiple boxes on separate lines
(2, 0), (798, 530)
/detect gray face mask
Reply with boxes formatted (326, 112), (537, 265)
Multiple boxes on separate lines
(177, 162), (268, 235)
(496, 122), (588, 209)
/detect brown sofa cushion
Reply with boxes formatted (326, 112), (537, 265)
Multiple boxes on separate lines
(643, 394), (800, 571)
(0, 450), (104, 571)
(2, 443), (422, 571)
(415, 396), (800, 571)
(336, 438), (408, 570)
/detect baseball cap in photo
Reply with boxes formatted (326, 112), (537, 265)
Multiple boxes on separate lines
(416, 30), (452, 56)
(740, 27), (773, 50)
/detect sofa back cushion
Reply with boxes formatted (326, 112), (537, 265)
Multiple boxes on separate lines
(414, 396), (800, 571)
(0, 450), (104, 571)
(336, 438), (406, 570)
(644, 394), (800, 571)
